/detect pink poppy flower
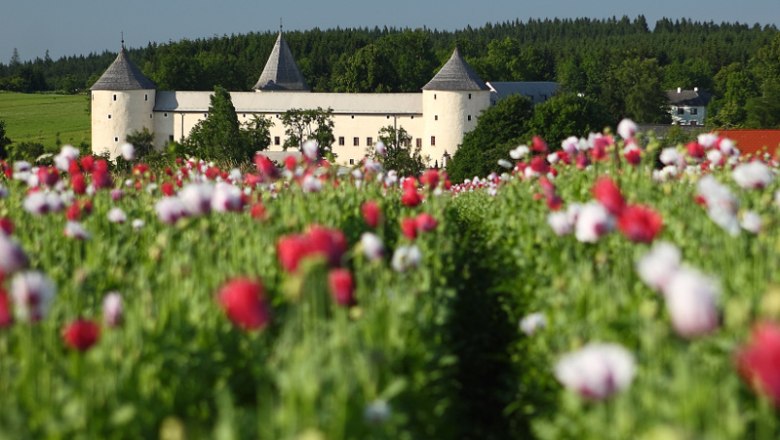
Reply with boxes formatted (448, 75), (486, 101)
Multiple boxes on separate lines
(62, 319), (100, 351)
(217, 278), (271, 331)
(554, 342), (635, 400)
(665, 268), (720, 338)
(10, 271), (56, 322)
(0, 234), (28, 277)
(102, 292), (123, 327)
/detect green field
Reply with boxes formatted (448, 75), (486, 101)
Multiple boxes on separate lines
(0, 92), (90, 149)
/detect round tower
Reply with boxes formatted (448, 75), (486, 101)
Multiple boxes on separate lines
(90, 46), (156, 158)
(422, 48), (491, 166)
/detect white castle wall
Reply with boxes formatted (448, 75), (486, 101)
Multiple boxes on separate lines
(91, 89), (155, 158)
(422, 90), (491, 165)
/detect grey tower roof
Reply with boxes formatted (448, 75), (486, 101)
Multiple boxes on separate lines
(91, 48), (156, 91)
(422, 48), (489, 91)
(253, 32), (310, 91)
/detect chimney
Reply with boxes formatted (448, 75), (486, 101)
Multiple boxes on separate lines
(677, 87), (681, 93)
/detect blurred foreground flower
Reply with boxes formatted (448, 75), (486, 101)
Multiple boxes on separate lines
(554, 342), (635, 400)
(62, 319), (100, 352)
(328, 269), (356, 307)
(102, 292), (123, 327)
(737, 322), (780, 407)
(10, 271), (56, 322)
(0, 234), (29, 277)
(217, 278), (271, 331)
(519, 312), (546, 336)
(664, 268), (720, 338)
(391, 245), (422, 272)
(0, 289), (12, 328)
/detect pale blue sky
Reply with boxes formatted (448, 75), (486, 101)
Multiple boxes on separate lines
(2, 0), (778, 62)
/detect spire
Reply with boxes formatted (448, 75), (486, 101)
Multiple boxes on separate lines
(90, 47), (155, 91)
(253, 32), (309, 92)
(422, 48), (489, 91)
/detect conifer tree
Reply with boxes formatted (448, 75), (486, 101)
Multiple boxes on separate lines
(186, 86), (248, 162)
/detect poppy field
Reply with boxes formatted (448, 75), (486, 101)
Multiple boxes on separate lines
(1, 120), (780, 439)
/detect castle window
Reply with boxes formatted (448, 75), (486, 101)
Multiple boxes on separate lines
(113, 94), (117, 101)
(145, 94), (148, 101)
(416, 138), (422, 148)
(150, 114), (153, 119)
(386, 115), (390, 119)
(468, 93), (472, 99)
(434, 94), (437, 100)
(169, 135), (174, 141)
(367, 137), (373, 146)
(338, 136), (345, 146)
(242, 114), (246, 118)
(349, 159), (355, 165)
(468, 115), (472, 121)
(435, 115), (438, 121)
(274, 136), (280, 146)
(431, 136), (436, 146)
(351, 115), (355, 119)
(114, 137), (119, 142)
(353, 137), (359, 147)
(108, 114), (112, 119)
(204, 113), (208, 117)
(691, 108), (698, 115)
(164, 113), (168, 118)
(411, 115), (414, 119)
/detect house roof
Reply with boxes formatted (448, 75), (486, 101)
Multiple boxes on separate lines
(253, 32), (309, 91)
(154, 91), (422, 114)
(666, 89), (711, 106)
(90, 48), (156, 91)
(422, 48), (489, 91)
(717, 129), (780, 155)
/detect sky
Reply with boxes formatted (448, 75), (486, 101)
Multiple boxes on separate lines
(2, 0), (779, 62)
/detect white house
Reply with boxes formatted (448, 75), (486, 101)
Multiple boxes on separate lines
(91, 32), (554, 166)
(667, 87), (711, 126)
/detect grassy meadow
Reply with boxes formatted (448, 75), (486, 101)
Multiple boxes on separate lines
(0, 92), (90, 148)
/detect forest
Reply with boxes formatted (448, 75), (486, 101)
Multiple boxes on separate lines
(1, 16), (779, 127)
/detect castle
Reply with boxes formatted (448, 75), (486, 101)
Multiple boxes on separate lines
(90, 32), (558, 166)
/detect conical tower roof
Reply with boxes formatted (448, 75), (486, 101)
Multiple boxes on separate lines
(253, 32), (309, 91)
(422, 48), (489, 91)
(91, 47), (155, 91)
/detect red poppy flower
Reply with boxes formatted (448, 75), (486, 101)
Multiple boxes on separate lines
(401, 217), (418, 240)
(0, 217), (14, 235)
(328, 269), (356, 307)
(420, 169), (440, 190)
(401, 189), (422, 207)
(737, 322), (780, 407)
(66, 204), (81, 221)
(532, 136), (548, 153)
(254, 154), (278, 180)
(79, 156), (95, 173)
(217, 278), (270, 331)
(361, 201), (382, 228)
(0, 289), (12, 328)
(62, 319), (100, 351)
(37, 166), (59, 187)
(250, 202), (267, 220)
(415, 213), (438, 232)
(617, 204), (663, 243)
(593, 177), (625, 216)
(624, 149), (641, 166)
(161, 182), (175, 196)
(687, 141), (705, 159)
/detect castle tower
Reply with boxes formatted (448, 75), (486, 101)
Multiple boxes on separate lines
(422, 48), (490, 165)
(253, 32), (309, 91)
(90, 46), (156, 158)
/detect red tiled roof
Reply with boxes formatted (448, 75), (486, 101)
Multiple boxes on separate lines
(717, 130), (780, 156)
